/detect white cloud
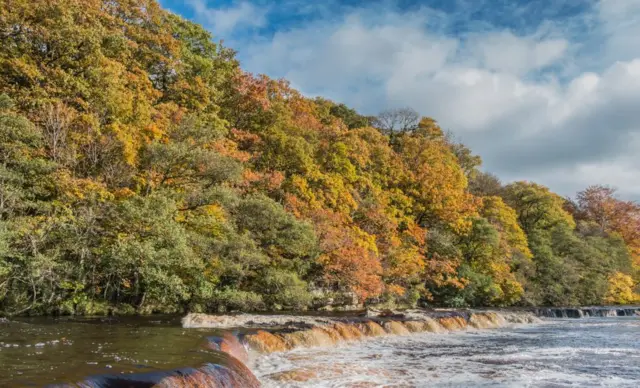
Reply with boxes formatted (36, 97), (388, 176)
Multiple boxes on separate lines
(597, 0), (640, 63)
(185, 0), (267, 36)
(469, 32), (568, 75)
(230, 1), (640, 199)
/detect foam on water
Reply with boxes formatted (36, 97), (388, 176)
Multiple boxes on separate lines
(252, 317), (640, 387)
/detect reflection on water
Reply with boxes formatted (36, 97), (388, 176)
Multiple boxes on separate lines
(1, 314), (639, 387)
(253, 317), (640, 388)
(0, 316), (238, 387)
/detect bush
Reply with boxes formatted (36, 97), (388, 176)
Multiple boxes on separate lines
(258, 269), (312, 310)
(209, 289), (265, 312)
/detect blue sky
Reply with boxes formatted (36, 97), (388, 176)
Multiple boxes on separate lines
(159, 0), (640, 200)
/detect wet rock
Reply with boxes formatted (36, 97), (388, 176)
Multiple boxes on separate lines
(469, 313), (499, 329)
(438, 316), (467, 331)
(53, 361), (260, 388)
(421, 317), (446, 333)
(182, 313), (334, 329)
(48, 360), (260, 388)
(154, 362), (260, 388)
(332, 322), (364, 340)
(382, 321), (411, 336)
(0, 317), (9, 324)
(356, 321), (387, 337)
(365, 308), (405, 318)
(333, 304), (364, 312)
(403, 321), (427, 333)
(281, 328), (334, 349)
(236, 310), (545, 356)
(245, 330), (290, 353)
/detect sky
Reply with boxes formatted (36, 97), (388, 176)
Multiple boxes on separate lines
(159, 0), (640, 201)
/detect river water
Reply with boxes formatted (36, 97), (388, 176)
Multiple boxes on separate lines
(253, 317), (640, 387)
(0, 315), (638, 387)
(0, 316), (238, 387)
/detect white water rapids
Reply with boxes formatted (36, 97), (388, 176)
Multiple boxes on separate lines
(252, 317), (640, 387)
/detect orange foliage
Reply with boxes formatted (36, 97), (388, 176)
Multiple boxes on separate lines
(577, 185), (640, 266)
(313, 209), (384, 301)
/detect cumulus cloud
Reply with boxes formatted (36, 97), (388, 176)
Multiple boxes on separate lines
(468, 32), (568, 75)
(194, 0), (640, 200)
(185, 0), (267, 36)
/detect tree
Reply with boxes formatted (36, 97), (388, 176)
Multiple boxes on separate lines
(313, 99), (371, 129)
(396, 128), (478, 232)
(576, 185), (619, 232)
(1, 0), (638, 315)
(502, 182), (575, 235)
(576, 185), (640, 264)
(604, 272), (639, 305)
(312, 209), (384, 302)
(469, 172), (503, 197)
(373, 107), (420, 135)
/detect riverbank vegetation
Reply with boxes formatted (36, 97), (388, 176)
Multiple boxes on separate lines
(1, 0), (638, 316)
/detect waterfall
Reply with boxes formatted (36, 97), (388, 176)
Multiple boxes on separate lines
(533, 307), (640, 318)
(48, 306), (637, 387)
(48, 336), (260, 388)
(236, 311), (540, 355)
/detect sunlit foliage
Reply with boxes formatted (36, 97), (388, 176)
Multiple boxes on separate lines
(0, 0), (637, 315)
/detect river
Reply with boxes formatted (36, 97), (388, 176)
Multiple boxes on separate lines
(253, 317), (640, 387)
(0, 312), (638, 387)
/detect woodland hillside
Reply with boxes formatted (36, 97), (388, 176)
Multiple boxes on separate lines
(0, 0), (638, 315)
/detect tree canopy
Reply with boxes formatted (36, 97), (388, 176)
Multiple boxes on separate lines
(0, 0), (637, 315)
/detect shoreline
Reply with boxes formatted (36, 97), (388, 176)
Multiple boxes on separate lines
(3, 307), (638, 387)
(3, 304), (639, 321)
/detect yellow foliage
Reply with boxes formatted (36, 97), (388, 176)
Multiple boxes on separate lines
(604, 272), (640, 305)
(398, 133), (478, 232)
(55, 170), (114, 203)
(481, 196), (532, 259)
(113, 188), (135, 200)
(178, 204), (226, 237)
(109, 122), (138, 166)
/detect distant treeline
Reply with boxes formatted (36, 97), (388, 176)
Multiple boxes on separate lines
(0, 0), (638, 316)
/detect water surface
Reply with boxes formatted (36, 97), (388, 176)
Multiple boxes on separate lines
(0, 316), (231, 386)
(1, 315), (638, 387)
(253, 317), (640, 387)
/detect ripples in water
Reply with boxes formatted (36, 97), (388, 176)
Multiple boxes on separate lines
(253, 317), (640, 387)
(0, 316), (243, 386)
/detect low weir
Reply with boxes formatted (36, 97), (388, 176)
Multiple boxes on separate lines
(532, 306), (640, 318)
(41, 307), (637, 387)
(187, 310), (541, 355)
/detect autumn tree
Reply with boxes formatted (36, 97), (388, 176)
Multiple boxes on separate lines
(1, 0), (638, 315)
(396, 124), (478, 232)
(576, 185), (640, 262)
(373, 107), (420, 135)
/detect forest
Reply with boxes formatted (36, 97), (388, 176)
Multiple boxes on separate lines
(0, 0), (638, 316)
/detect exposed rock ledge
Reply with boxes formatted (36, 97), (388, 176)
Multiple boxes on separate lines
(182, 313), (339, 329)
(182, 310), (543, 356)
(181, 309), (540, 329)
